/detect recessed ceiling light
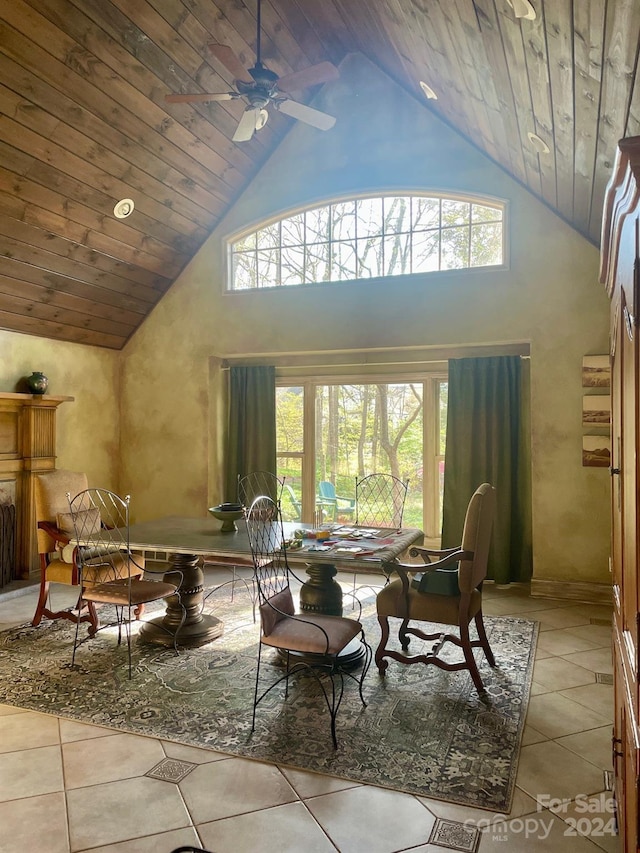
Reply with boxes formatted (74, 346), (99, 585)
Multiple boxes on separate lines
(419, 80), (438, 100)
(113, 198), (135, 219)
(507, 0), (536, 20)
(527, 131), (550, 154)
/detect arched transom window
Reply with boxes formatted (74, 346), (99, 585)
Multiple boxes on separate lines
(228, 193), (505, 290)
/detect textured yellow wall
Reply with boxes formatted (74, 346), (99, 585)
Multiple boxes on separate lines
(0, 330), (121, 488)
(122, 54), (610, 585)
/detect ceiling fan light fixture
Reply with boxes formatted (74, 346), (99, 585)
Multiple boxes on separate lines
(507, 0), (536, 20)
(113, 198), (135, 219)
(527, 131), (550, 154)
(256, 108), (269, 131)
(419, 80), (438, 100)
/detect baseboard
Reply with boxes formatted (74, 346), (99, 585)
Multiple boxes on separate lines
(530, 578), (613, 605)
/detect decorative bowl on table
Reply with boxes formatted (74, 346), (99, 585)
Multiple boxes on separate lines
(209, 503), (244, 532)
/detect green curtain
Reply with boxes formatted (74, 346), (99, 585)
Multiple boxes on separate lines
(224, 366), (277, 502)
(441, 356), (532, 584)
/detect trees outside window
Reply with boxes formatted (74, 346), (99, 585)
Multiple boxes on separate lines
(276, 378), (447, 536)
(229, 194), (505, 290)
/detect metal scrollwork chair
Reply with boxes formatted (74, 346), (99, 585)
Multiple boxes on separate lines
(203, 472), (285, 619)
(246, 495), (372, 748)
(375, 483), (497, 695)
(355, 473), (409, 531)
(66, 488), (185, 678)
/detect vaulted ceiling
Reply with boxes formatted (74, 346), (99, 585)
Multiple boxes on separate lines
(0, 0), (638, 349)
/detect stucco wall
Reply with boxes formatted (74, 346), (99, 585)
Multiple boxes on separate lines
(121, 54), (610, 585)
(0, 329), (120, 488)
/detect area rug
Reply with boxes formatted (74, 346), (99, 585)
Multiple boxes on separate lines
(0, 587), (538, 811)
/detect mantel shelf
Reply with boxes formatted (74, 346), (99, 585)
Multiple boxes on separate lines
(0, 394), (74, 405)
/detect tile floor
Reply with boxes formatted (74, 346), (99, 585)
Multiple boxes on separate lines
(0, 571), (620, 853)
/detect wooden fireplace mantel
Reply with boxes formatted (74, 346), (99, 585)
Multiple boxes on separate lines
(0, 392), (74, 579)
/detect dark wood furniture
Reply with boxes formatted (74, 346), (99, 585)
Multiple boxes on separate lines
(600, 136), (640, 853)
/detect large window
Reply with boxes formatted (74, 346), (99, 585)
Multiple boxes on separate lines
(229, 194), (505, 290)
(276, 377), (447, 538)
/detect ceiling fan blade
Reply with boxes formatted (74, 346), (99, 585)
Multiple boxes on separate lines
(277, 61), (340, 94)
(209, 43), (253, 83)
(233, 107), (261, 142)
(165, 92), (237, 103)
(276, 99), (336, 131)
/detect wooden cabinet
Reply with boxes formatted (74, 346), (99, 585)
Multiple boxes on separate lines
(0, 393), (72, 582)
(601, 136), (640, 853)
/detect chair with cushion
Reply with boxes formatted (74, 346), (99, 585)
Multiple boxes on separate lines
(375, 483), (496, 695)
(67, 487), (185, 678)
(32, 469), (136, 632)
(317, 480), (356, 522)
(246, 495), (372, 748)
(355, 473), (409, 531)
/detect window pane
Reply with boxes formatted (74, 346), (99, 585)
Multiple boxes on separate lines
(331, 201), (356, 241)
(256, 222), (279, 249)
(232, 251), (257, 289)
(276, 387), (304, 452)
(383, 233), (411, 276)
(256, 248), (280, 287)
(356, 237), (383, 278)
(412, 197), (440, 230)
(472, 203), (502, 223)
(281, 245), (305, 285)
(412, 230), (440, 272)
(384, 196), (411, 234)
(441, 226), (470, 270)
(306, 242), (331, 282)
(356, 197), (384, 237)
(233, 232), (256, 251)
(439, 381), (448, 455)
(281, 213), (305, 247)
(441, 199), (470, 226)
(279, 462), (303, 522)
(306, 206), (331, 244)
(331, 241), (357, 280)
(470, 223), (503, 267)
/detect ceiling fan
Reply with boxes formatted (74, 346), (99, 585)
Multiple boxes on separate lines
(165, 0), (338, 143)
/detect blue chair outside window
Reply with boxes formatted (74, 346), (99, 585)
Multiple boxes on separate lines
(317, 481), (356, 521)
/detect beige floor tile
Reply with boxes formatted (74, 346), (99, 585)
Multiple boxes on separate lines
(554, 794), (621, 853)
(559, 683), (614, 720)
(199, 801), (337, 853)
(75, 826), (202, 853)
(161, 739), (229, 764)
(305, 785), (436, 853)
(563, 624), (613, 647)
(59, 719), (118, 743)
(556, 727), (613, 771)
(564, 604), (614, 622)
(0, 791), (69, 853)
(562, 648), (613, 675)
(536, 629), (603, 655)
(179, 757), (298, 824)
(526, 693), (610, 739)
(479, 809), (605, 851)
(516, 741), (605, 803)
(533, 657), (596, 690)
(522, 725), (548, 746)
(535, 647), (555, 660)
(0, 744), (63, 801)
(0, 709), (60, 752)
(537, 609), (593, 631)
(63, 732), (166, 789)
(67, 776), (191, 851)
(0, 703), (28, 716)
(530, 680), (555, 696)
(280, 765), (362, 798)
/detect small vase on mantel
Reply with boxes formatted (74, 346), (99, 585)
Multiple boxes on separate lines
(25, 372), (48, 395)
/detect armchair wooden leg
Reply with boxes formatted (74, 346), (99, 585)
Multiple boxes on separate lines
(398, 617), (411, 651)
(460, 620), (485, 694)
(474, 610), (496, 666)
(375, 613), (390, 674)
(31, 578), (51, 626)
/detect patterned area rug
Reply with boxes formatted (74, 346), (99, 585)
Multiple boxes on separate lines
(0, 588), (538, 811)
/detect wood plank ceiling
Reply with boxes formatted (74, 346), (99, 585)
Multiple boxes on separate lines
(0, 0), (639, 349)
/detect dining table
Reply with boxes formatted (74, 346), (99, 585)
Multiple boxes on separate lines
(123, 515), (423, 649)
